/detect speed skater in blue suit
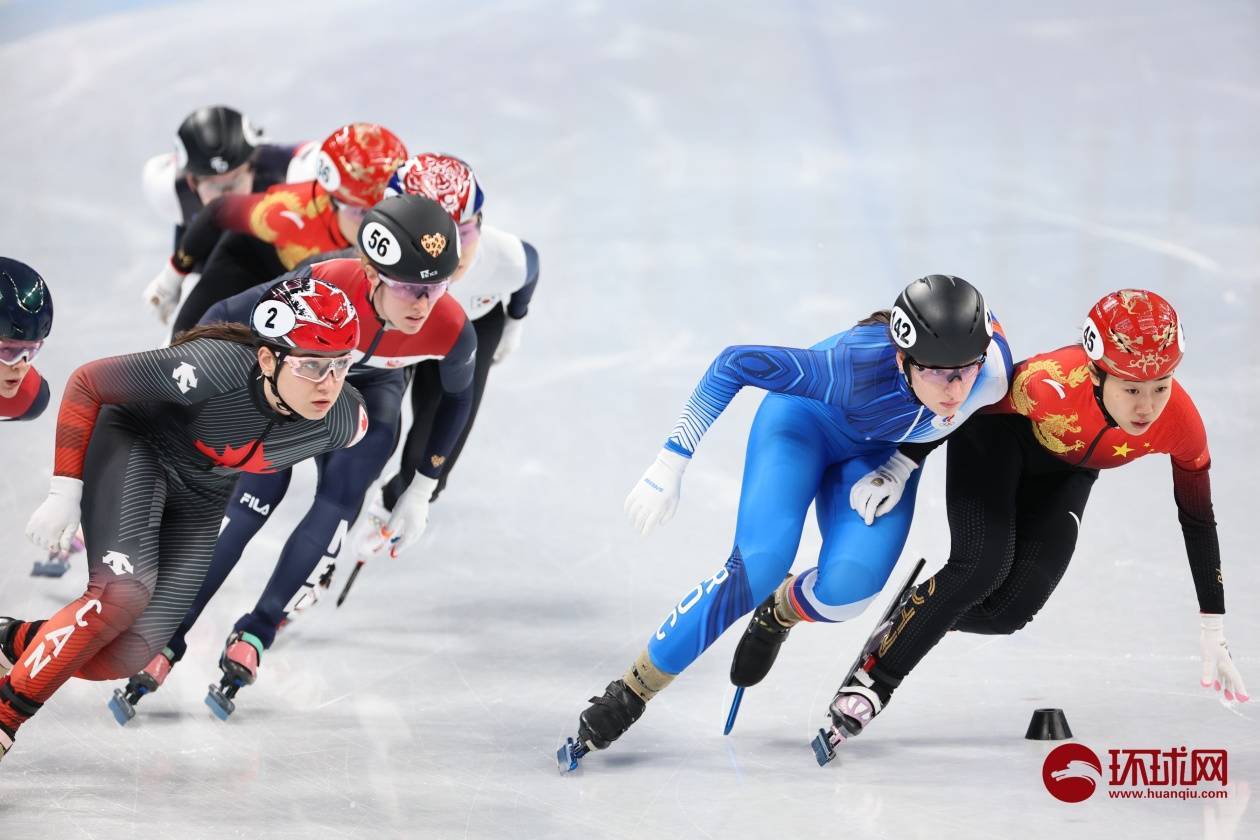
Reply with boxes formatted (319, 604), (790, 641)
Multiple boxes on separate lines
(561, 275), (1013, 767)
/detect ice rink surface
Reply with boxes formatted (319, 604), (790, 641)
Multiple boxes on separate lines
(1, 1), (1257, 837)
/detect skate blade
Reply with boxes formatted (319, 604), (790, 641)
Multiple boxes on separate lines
(811, 728), (838, 767)
(204, 686), (235, 721)
(108, 689), (136, 726)
(556, 737), (586, 774)
(723, 686), (745, 735)
(30, 560), (71, 578)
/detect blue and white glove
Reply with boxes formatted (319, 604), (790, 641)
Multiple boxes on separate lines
(849, 451), (917, 526)
(624, 448), (689, 536)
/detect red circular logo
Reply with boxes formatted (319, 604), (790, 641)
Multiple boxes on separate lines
(1042, 743), (1103, 803)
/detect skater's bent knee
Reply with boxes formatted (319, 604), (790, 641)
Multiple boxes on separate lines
(76, 633), (155, 680)
(95, 579), (153, 626)
(809, 566), (884, 610)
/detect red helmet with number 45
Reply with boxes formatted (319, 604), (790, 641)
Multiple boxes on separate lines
(1082, 289), (1183, 381)
(251, 276), (360, 354)
(315, 123), (408, 208)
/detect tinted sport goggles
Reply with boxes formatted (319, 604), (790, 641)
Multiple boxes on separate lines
(0, 338), (44, 366)
(908, 357), (985, 386)
(377, 273), (449, 302)
(282, 353), (354, 383)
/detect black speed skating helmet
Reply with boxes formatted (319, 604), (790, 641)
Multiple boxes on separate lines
(357, 194), (461, 284)
(0, 257), (54, 341)
(176, 105), (260, 176)
(889, 274), (991, 367)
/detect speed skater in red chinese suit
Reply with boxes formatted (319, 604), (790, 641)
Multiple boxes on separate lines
(812, 289), (1246, 760)
(142, 122), (408, 337)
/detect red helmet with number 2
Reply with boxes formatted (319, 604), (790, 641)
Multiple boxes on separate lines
(1082, 289), (1183, 381)
(315, 123), (408, 208)
(251, 275), (360, 354)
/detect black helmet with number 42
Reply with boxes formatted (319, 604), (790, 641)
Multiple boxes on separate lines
(889, 274), (992, 368)
(357, 194), (460, 284)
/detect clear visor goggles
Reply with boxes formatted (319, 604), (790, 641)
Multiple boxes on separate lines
(281, 352), (354, 383)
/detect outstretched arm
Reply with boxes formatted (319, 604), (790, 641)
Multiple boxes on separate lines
(666, 344), (838, 457)
(626, 344), (836, 536)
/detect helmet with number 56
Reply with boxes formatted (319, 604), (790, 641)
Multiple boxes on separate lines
(356, 194), (461, 284)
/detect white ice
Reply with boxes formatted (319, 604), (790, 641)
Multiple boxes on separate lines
(0, 1), (1257, 838)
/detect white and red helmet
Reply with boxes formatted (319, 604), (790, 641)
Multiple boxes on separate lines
(251, 275), (359, 354)
(385, 153), (485, 224)
(315, 123), (408, 208)
(1081, 289), (1184, 381)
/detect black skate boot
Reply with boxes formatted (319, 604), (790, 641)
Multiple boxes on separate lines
(0, 617), (20, 677)
(109, 647), (176, 725)
(579, 680), (646, 750)
(730, 591), (794, 688)
(0, 721), (15, 763)
(205, 631), (263, 721)
(557, 680), (648, 772)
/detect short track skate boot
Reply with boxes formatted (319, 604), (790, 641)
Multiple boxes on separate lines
(557, 651), (672, 772)
(813, 662), (900, 761)
(205, 631), (264, 721)
(558, 679), (647, 772)
(0, 721), (14, 763)
(109, 647), (176, 725)
(730, 583), (798, 688)
(730, 579), (796, 690)
(578, 679), (646, 751)
(0, 617), (20, 677)
(810, 558), (924, 766)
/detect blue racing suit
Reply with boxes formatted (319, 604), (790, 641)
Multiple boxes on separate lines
(646, 321), (1012, 675)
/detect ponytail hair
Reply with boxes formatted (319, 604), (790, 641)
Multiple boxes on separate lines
(856, 309), (892, 327)
(170, 322), (258, 349)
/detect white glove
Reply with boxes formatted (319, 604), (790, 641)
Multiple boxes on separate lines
(624, 448), (689, 536)
(142, 261), (186, 325)
(26, 476), (84, 554)
(1200, 614), (1249, 702)
(349, 491), (392, 561)
(850, 451), (918, 526)
(365, 475), (439, 559)
(492, 315), (525, 364)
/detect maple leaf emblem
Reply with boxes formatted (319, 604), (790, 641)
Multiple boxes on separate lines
(194, 439), (276, 473)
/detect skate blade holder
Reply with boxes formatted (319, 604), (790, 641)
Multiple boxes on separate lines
(30, 558), (72, 578)
(556, 737), (588, 774)
(205, 684), (236, 721)
(108, 689), (137, 726)
(810, 728), (840, 766)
